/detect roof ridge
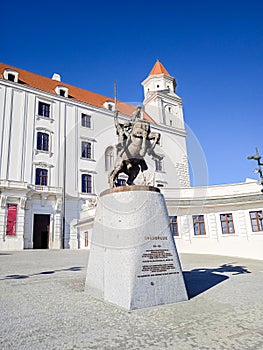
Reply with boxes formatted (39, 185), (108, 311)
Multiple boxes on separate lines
(0, 62), (155, 123)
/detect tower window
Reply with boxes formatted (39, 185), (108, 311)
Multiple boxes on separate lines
(168, 107), (171, 113)
(170, 120), (173, 126)
(157, 85), (160, 88)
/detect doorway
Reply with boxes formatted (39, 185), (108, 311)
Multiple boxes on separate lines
(33, 214), (50, 249)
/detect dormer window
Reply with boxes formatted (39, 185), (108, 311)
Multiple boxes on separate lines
(103, 101), (116, 111)
(55, 85), (68, 98)
(3, 69), (19, 83)
(8, 73), (15, 82)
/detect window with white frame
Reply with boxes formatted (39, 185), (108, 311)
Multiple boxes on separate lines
(81, 174), (92, 193)
(35, 168), (48, 186)
(103, 101), (115, 111)
(249, 211), (263, 232)
(37, 132), (49, 152)
(81, 141), (92, 159)
(220, 213), (235, 234)
(55, 86), (68, 97)
(81, 113), (91, 128)
(38, 102), (50, 118)
(169, 216), (179, 236)
(193, 215), (206, 235)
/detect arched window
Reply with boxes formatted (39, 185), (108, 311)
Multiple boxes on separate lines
(105, 146), (114, 171)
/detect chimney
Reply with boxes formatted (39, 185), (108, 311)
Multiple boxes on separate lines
(52, 73), (61, 81)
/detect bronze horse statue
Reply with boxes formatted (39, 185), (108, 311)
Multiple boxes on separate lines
(109, 107), (162, 187)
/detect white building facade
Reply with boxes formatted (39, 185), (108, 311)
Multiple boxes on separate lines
(1, 61), (263, 259)
(0, 61), (190, 250)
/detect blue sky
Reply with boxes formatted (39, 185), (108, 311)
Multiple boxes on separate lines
(2, 0), (263, 186)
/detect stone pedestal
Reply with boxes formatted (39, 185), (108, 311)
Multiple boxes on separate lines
(85, 186), (188, 310)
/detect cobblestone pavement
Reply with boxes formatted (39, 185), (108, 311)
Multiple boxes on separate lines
(0, 250), (262, 350)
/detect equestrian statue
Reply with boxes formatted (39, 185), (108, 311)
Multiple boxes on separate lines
(109, 106), (163, 187)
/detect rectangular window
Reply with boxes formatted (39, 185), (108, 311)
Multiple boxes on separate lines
(249, 211), (263, 232)
(82, 174), (92, 193)
(81, 141), (92, 159)
(38, 102), (50, 118)
(81, 114), (91, 128)
(6, 204), (17, 236)
(35, 168), (48, 186)
(117, 179), (126, 186)
(169, 216), (179, 236)
(37, 132), (49, 151)
(220, 213), (235, 234)
(193, 215), (206, 235)
(155, 160), (163, 172)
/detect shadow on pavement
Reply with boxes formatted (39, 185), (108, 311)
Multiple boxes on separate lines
(0, 266), (84, 281)
(183, 263), (251, 299)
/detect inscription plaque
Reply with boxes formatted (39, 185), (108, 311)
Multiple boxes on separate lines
(137, 244), (179, 278)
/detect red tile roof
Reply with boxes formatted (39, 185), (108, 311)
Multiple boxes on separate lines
(0, 63), (155, 123)
(149, 60), (170, 76)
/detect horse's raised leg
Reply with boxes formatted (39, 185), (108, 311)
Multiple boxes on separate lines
(127, 164), (140, 185)
(109, 163), (123, 188)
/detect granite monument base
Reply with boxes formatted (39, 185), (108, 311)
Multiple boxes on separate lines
(85, 186), (188, 310)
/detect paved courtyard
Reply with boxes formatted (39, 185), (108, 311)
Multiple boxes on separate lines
(0, 250), (262, 350)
